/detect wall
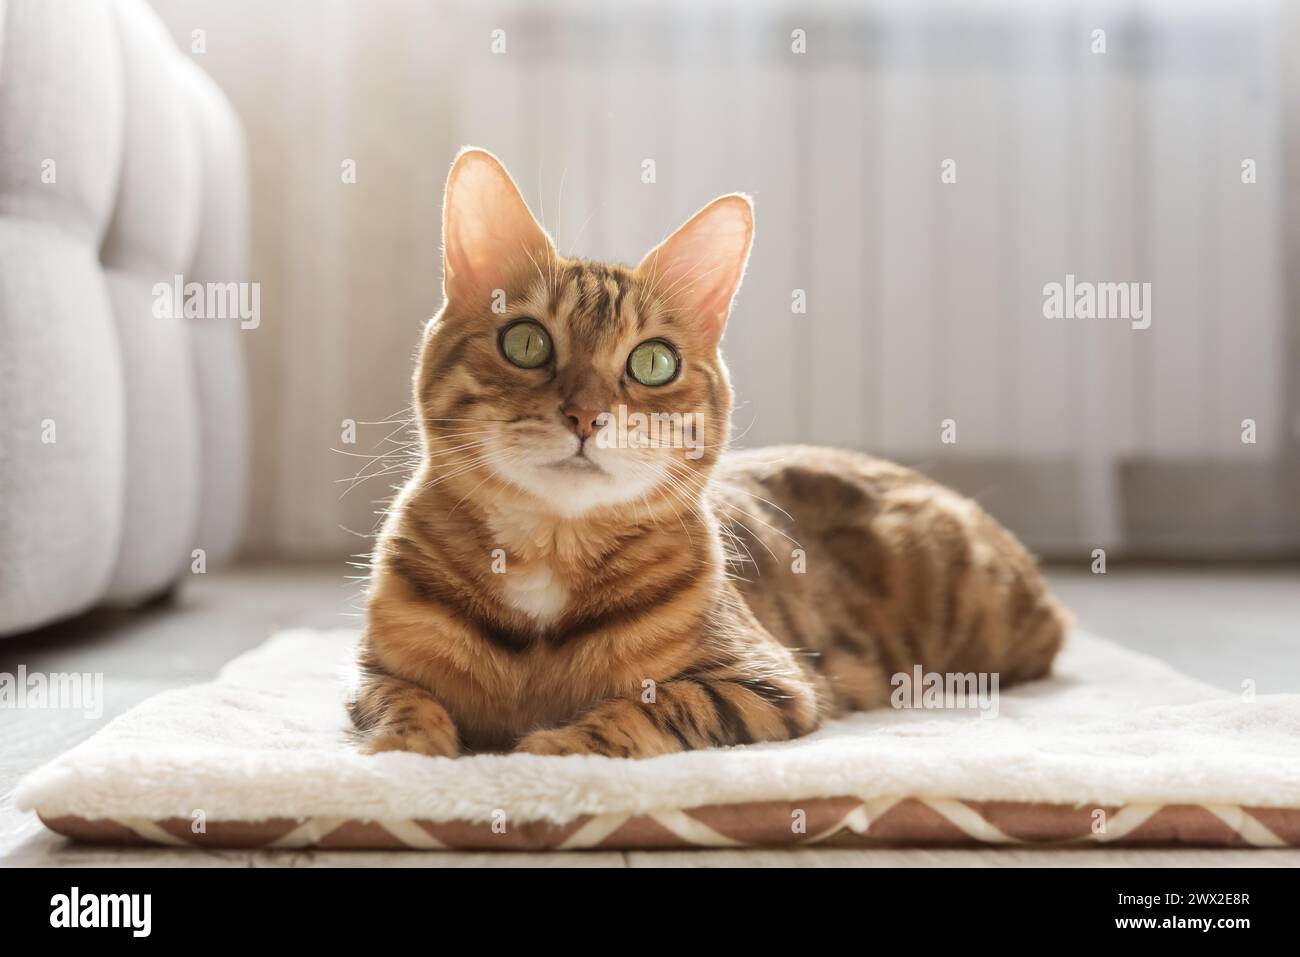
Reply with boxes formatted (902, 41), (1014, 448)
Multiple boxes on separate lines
(149, 0), (1299, 559)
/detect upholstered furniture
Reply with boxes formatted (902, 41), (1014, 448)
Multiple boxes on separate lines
(0, 0), (250, 635)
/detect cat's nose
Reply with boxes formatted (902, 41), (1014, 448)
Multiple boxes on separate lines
(562, 405), (603, 439)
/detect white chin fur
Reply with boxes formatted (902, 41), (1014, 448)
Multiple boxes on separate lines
(494, 443), (666, 517)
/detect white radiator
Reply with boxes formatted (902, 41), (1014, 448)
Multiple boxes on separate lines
(150, 0), (1292, 556)
(455, 0), (1286, 549)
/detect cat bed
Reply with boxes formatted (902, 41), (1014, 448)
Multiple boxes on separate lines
(15, 629), (1300, 850)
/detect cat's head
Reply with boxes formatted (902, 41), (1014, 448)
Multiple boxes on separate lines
(415, 147), (752, 518)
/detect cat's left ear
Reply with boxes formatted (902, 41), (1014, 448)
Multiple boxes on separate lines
(635, 194), (753, 345)
(441, 147), (553, 304)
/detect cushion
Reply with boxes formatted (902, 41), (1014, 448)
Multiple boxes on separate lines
(15, 629), (1300, 850)
(100, 0), (202, 604)
(178, 58), (251, 566)
(0, 0), (127, 634)
(0, 0), (250, 632)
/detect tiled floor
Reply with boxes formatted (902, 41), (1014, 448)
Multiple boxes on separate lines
(2, 561), (1297, 867)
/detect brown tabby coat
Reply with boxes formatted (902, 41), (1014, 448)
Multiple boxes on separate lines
(350, 148), (1070, 758)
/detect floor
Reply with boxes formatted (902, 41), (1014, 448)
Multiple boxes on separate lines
(2, 561), (1297, 867)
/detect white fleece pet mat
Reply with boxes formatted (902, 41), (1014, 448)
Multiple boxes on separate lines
(16, 629), (1300, 850)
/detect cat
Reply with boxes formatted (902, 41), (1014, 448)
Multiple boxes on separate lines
(349, 147), (1070, 758)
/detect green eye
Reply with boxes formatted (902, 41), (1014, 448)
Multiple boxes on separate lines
(627, 340), (679, 386)
(499, 320), (553, 369)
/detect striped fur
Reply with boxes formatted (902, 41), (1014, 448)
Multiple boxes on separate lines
(351, 148), (1069, 758)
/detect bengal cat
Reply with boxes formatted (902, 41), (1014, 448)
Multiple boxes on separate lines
(349, 147), (1070, 758)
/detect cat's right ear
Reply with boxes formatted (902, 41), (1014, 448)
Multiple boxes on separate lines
(441, 147), (553, 304)
(634, 194), (753, 347)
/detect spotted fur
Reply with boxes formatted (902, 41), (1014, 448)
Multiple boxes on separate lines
(351, 148), (1069, 759)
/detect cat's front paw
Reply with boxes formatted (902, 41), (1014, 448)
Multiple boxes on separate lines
(515, 727), (605, 757)
(361, 723), (459, 758)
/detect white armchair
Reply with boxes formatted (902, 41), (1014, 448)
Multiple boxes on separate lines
(0, 0), (250, 634)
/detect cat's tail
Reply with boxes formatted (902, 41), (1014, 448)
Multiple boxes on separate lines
(1005, 590), (1074, 685)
